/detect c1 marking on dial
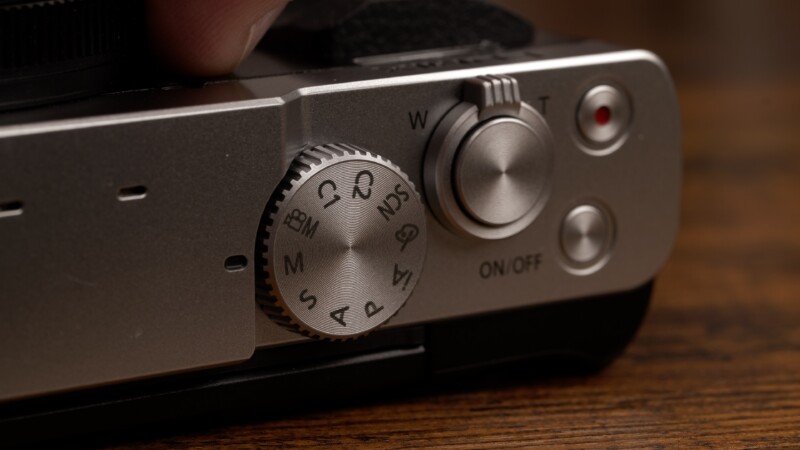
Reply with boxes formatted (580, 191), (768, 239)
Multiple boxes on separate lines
(317, 179), (340, 209)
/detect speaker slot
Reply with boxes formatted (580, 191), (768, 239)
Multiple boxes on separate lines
(0, 200), (23, 218)
(117, 185), (147, 201)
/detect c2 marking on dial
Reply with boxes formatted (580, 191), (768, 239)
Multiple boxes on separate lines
(377, 184), (411, 221)
(365, 301), (384, 318)
(299, 289), (317, 310)
(284, 252), (304, 275)
(330, 306), (349, 326)
(284, 208), (319, 239)
(317, 179), (341, 209)
(352, 170), (374, 200)
(394, 223), (419, 251)
(392, 263), (413, 291)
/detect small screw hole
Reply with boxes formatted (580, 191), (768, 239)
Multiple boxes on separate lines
(118, 185), (147, 201)
(224, 255), (248, 272)
(0, 200), (23, 218)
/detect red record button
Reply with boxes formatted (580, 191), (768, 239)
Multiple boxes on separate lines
(577, 85), (631, 148)
(594, 105), (611, 126)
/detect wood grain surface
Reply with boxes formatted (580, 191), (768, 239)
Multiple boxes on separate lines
(115, 2), (800, 448)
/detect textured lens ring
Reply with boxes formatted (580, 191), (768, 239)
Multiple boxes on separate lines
(0, 0), (147, 110)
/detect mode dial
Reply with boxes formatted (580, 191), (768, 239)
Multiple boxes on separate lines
(259, 144), (427, 340)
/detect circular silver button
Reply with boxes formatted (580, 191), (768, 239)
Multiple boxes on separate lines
(561, 205), (613, 266)
(454, 118), (546, 226)
(424, 76), (554, 240)
(577, 85), (631, 146)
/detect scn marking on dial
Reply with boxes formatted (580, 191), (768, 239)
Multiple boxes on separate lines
(378, 184), (411, 221)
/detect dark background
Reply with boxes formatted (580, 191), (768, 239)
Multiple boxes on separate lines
(503, 0), (800, 84)
(121, 1), (800, 447)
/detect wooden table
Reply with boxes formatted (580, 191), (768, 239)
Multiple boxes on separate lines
(116, 2), (800, 448)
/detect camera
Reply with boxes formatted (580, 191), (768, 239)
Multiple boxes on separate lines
(0, 0), (680, 443)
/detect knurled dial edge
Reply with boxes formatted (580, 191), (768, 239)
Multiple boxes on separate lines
(258, 143), (428, 341)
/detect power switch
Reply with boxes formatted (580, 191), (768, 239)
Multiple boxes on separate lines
(560, 204), (615, 274)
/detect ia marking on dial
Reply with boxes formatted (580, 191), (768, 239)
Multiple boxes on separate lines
(260, 144), (427, 340)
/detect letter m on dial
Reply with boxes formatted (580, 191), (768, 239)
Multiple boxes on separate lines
(284, 252), (304, 275)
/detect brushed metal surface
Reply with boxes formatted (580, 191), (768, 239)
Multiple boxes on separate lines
(0, 108), (278, 401)
(455, 117), (546, 226)
(261, 145), (427, 339)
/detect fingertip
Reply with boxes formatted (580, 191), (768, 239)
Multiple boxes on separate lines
(147, 0), (289, 77)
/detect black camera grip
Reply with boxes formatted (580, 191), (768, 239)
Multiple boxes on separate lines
(266, 0), (534, 64)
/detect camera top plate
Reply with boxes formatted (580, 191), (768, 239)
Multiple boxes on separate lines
(0, 38), (680, 401)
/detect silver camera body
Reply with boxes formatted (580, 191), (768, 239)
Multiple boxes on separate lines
(0, 33), (680, 439)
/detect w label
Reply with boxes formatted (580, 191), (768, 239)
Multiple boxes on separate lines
(408, 110), (428, 130)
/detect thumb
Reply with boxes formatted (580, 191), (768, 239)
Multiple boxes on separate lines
(147, 0), (290, 77)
